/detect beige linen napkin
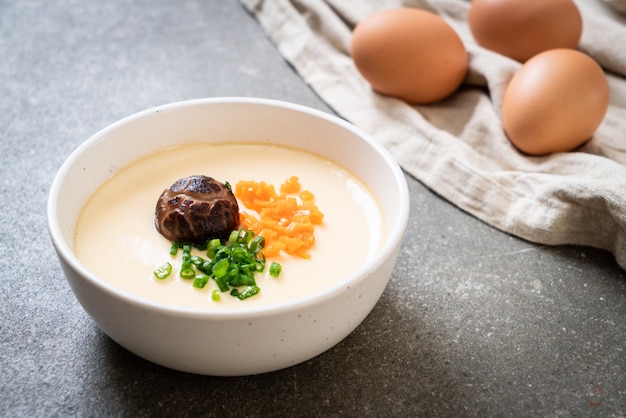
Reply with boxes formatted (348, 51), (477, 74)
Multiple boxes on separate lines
(240, 0), (626, 269)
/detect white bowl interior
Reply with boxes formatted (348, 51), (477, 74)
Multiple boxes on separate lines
(50, 98), (407, 306)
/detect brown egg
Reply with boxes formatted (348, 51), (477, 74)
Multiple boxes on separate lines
(468, 0), (582, 62)
(350, 8), (467, 104)
(502, 49), (609, 156)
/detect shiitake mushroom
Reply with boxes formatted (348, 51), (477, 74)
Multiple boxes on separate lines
(154, 175), (239, 244)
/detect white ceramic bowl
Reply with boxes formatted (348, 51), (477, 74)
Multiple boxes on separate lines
(47, 97), (409, 376)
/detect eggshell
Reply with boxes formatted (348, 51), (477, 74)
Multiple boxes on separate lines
(502, 49), (609, 156)
(468, 0), (582, 62)
(350, 8), (467, 104)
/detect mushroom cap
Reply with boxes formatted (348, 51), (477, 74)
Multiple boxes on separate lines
(154, 175), (239, 244)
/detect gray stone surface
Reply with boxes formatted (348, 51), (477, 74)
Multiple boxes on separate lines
(1, 0), (624, 416)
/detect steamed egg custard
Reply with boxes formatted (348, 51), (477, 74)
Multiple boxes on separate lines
(74, 143), (385, 310)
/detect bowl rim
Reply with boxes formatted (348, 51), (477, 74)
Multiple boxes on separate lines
(47, 97), (410, 319)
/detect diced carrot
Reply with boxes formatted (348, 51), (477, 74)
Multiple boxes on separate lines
(234, 177), (324, 259)
(299, 190), (314, 201)
(280, 176), (301, 194)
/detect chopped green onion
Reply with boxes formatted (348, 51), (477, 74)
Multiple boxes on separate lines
(206, 238), (221, 258)
(230, 285), (260, 300)
(169, 242), (179, 256)
(190, 255), (205, 267)
(242, 229), (254, 245)
(269, 262), (282, 278)
(227, 230), (240, 245)
(181, 258), (191, 270)
(180, 267), (196, 279)
(212, 258), (230, 278)
(212, 289), (221, 301)
(229, 273), (255, 287)
(156, 228), (282, 300)
(193, 274), (210, 289)
(153, 262), (172, 280)
(214, 275), (230, 292)
(248, 236), (265, 254)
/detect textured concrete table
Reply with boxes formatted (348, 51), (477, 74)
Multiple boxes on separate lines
(1, 1), (624, 416)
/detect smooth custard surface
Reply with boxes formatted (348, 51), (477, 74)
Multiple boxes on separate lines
(75, 143), (385, 309)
